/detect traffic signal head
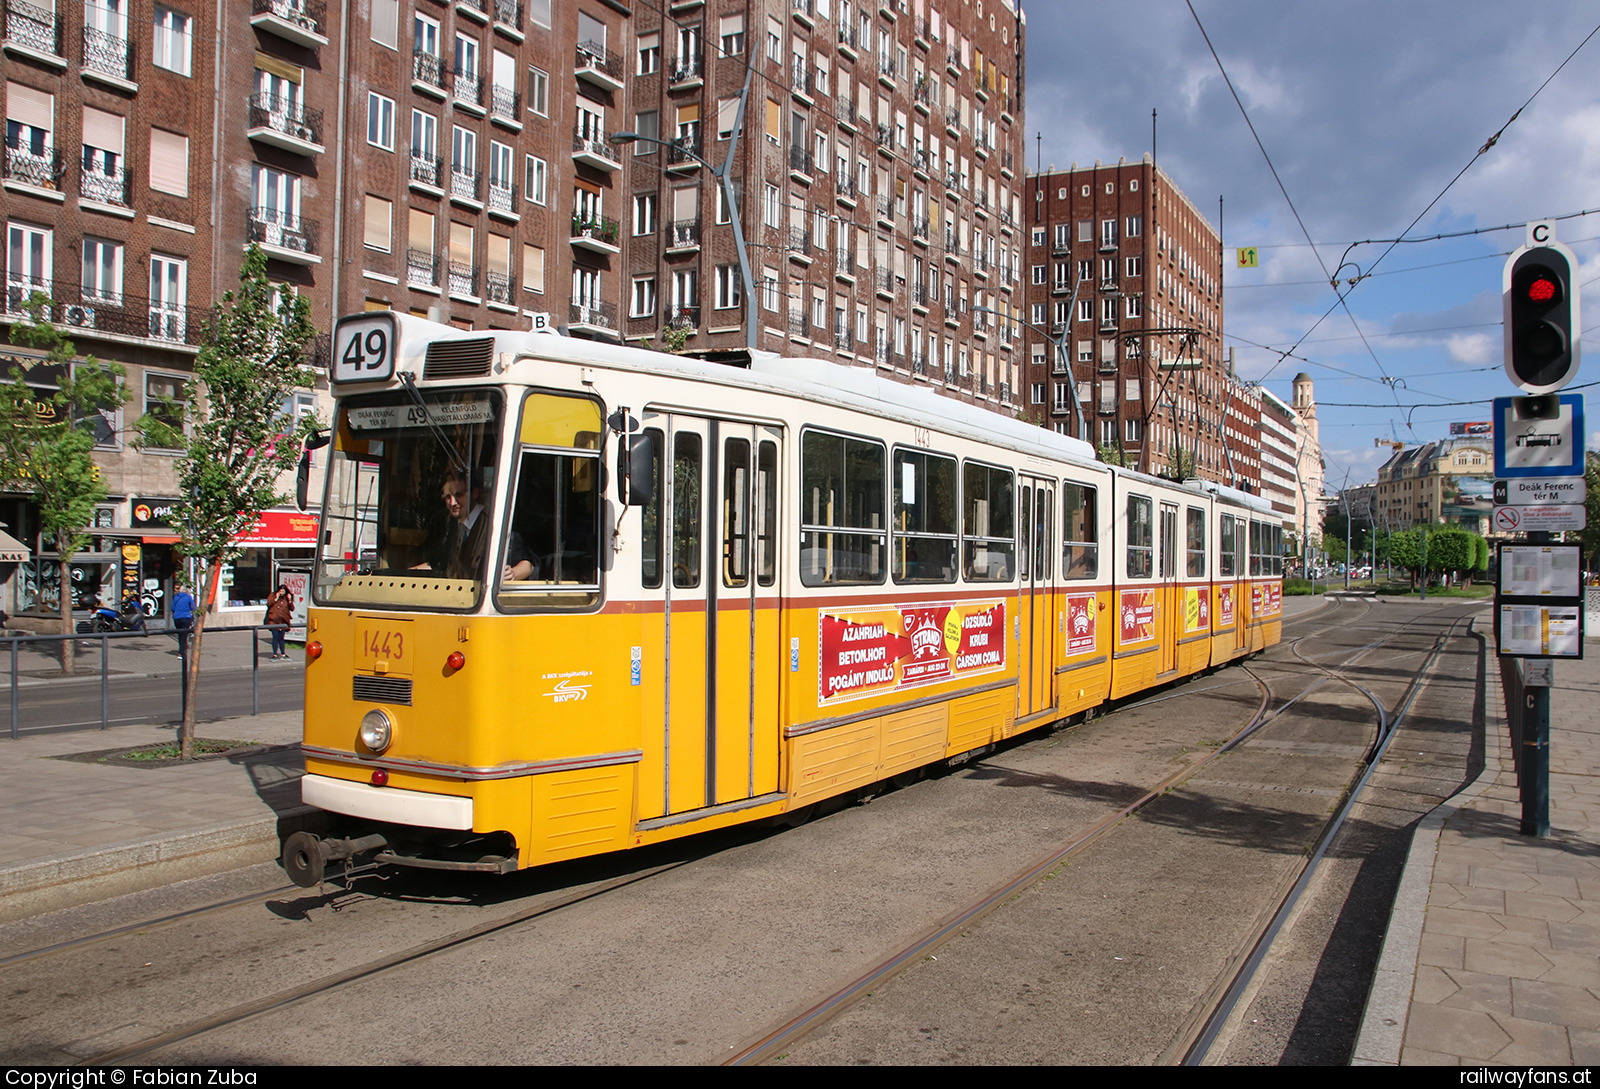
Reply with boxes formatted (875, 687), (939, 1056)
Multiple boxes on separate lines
(1503, 244), (1580, 393)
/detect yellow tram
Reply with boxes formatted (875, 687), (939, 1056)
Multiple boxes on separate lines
(282, 313), (1283, 885)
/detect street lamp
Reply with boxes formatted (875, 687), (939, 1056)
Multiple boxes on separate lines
(970, 303), (1089, 441)
(612, 116), (758, 354)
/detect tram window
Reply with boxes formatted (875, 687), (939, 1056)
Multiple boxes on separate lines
(891, 447), (957, 584)
(673, 432), (702, 588)
(800, 429), (886, 586)
(1219, 515), (1236, 578)
(723, 437), (750, 588)
(1186, 507), (1206, 578)
(755, 440), (777, 587)
(962, 461), (1015, 582)
(497, 392), (603, 610)
(1019, 486), (1032, 581)
(1038, 489), (1052, 580)
(1272, 525), (1283, 576)
(638, 428), (664, 589)
(1126, 494), (1153, 578)
(1249, 519), (1263, 576)
(1061, 482), (1097, 580)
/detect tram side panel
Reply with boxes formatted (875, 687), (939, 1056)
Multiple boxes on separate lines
(1055, 474), (1113, 717)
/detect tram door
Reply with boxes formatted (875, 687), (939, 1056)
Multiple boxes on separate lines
(1233, 517), (1250, 654)
(651, 413), (782, 818)
(1159, 501), (1180, 674)
(1017, 476), (1056, 717)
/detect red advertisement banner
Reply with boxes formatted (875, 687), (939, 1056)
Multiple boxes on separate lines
(1219, 585), (1235, 628)
(818, 599), (1008, 704)
(1065, 593), (1097, 655)
(1118, 589), (1155, 644)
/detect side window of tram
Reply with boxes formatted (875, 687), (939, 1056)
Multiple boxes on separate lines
(501, 393), (602, 603)
(755, 440), (777, 587)
(673, 432), (702, 588)
(723, 437), (750, 588)
(800, 429), (886, 586)
(637, 427), (665, 589)
(963, 461), (1015, 582)
(1219, 515), (1236, 578)
(1126, 495), (1153, 578)
(1186, 507), (1206, 578)
(1061, 482), (1097, 580)
(1249, 520), (1263, 576)
(892, 447), (958, 584)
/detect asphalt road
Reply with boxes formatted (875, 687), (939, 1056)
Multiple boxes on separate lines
(4, 666), (304, 735)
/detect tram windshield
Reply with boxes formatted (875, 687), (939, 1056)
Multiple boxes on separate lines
(315, 388), (506, 609)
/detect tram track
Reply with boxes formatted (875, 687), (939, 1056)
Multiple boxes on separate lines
(729, 600), (1482, 1065)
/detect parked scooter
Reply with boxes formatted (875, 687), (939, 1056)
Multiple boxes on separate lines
(75, 594), (150, 634)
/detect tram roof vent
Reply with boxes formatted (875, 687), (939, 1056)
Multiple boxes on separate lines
(424, 337), (494, 379)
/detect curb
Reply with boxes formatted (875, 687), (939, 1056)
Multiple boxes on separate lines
(1351, 616), (1506, 1065)
(0, 806), (330, 925)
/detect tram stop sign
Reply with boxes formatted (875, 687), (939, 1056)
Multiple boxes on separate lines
(1493, 394), (1585, 478)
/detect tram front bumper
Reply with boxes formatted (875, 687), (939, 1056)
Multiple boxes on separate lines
(301, 772), (475, 830)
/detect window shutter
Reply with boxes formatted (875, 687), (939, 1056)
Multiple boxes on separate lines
(148, 129), (189, 197)
(82, 107), (124, 154)
(6, 82), (53, 129)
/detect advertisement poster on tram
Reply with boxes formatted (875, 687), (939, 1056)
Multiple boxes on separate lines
(1218, 585), (1236, 628)
(1118, 589), (1155, 644)
(818, 599), (1007, 704)
(1065, 593), (1097, 655)
(1250, 582), (1283, 617)
(1184, 586), (1210, 633)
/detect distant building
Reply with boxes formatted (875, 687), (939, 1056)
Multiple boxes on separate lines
(1374, 438), (1495, 533)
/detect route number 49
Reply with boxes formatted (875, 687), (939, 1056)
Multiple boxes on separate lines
(333, 317), (395, 383)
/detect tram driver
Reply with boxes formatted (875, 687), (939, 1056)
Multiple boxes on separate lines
(436, 468), (536, 582)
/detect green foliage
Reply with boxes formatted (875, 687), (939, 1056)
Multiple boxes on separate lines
(1097, 444), (1126, 467)
(1581, 453), (1600, 571)
(1428, 527), (1473, 574)
(147, 245), (319, 566)
(0, 297), (129, 559)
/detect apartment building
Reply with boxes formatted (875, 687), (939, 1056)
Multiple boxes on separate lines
(1020, 158), (1237, 483)
(1374, 437), (1494, 535)
(1, 0), (1028, 628)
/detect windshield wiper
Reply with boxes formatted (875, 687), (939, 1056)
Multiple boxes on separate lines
(398, 372), (468, 476)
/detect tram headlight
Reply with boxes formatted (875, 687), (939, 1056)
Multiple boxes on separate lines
(359, 709), (394, 754)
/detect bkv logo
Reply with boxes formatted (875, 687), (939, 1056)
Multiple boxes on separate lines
(543, 679), (591, 703)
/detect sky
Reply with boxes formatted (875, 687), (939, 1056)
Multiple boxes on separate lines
(1022, 1), (1600, 492)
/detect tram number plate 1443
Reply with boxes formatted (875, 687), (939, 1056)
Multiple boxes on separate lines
(357, 620), (412, 675)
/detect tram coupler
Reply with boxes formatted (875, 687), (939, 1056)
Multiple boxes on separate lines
(282, 831), (389, 888)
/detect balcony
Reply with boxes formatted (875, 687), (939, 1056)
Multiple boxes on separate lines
(838, 99), (858, 132)
(788, 313), (811, 340)
(1052, 237), (1071, 256)
(873, 267), (896, 301)
(945, 105), (960, 135)
(874, 342), (888, 367)
(911, 147), (930, 178)
(489, 84), (521, 130)
(913, 79), (933, 113)
(452, 68), (485, 115)
(790, 62), (813, 103)
(408, 149), (444, 195)
(666, 136), (703, 172)
(1001, 150), (1015, 178)
(79, 164), (131, 211)
(485, 270), (514, 307)
(3, 0), (63, 67)
(834, 171), (857, 206)
(246, 92), (325, 156)
(665, 303), (699, 330)
(447, 260), (479, 301)
(877, 56), (897, 88)
(834, 249), (855, 281)
(570, 215), (620, 254)
(911, 351), (925, 376)
(250, 0), (328, 48)
(406, 249), (440, 290)
(246, 209), (321, 265)
(1, 279), (207, 350)
(487, 180), (518, 221)
(911, 283), (929, 310)
(1051, 281), (1072, 297)
(791, 0), (815, 28)
(575, 42), (623, 92)
(81, 25), (135, 91)
(666, 218), (701, 252)
(911, 215), (929, 244)
(788, 144), (813, 183)
(788, 226), (812, 264)
(412, 50), (447, 98)
(876, 123), (893, 155)
(833, 328), (854, 352)
(455, 0), (488, 24)
(875, 194), (893, 227)
(572, 131), (621, 173)
(667, 52), (703, 91)
(449, 164), (482, 209)
(480, 0), (518, 33)
(837, 21), (859, 57)
(2, 144), (62, 197)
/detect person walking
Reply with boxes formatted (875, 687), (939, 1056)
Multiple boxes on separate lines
(265, 583), (293, 660)
(171, 579), (196, 659)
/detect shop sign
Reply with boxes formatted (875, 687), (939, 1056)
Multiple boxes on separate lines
(817, 599), (1007, 704)
(131, 497), (183, 528)
(237, 510), (320, 547)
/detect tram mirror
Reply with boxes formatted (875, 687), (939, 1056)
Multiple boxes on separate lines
(625, 433), (657, 507)
(295, 448), (313, 513)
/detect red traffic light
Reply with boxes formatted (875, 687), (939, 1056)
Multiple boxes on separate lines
(1526, 277), (1557, 304)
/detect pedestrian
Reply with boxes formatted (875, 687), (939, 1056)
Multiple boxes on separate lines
(265, 583), (293, 660)
(171, 579), (195, 659)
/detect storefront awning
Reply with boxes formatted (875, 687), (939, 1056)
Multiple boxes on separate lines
(236, 510), (320, 548)
(0, 526), (30, 564)
(141, 535), (182, 545)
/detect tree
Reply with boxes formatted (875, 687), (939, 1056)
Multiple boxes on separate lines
(1580, 452), (1600, 577)
(1097, 444), (1127, 467)
(143, 246), (318, 759)
(0, 298), (128, 673)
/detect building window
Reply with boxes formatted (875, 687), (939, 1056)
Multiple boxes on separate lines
(1030, 302), (1045, 325)
(633, 193), (656, 235)
(152, 5), (192, 76)
(715, 265), (741, 309)
(370, 0), (398, 49)
(144, 372), (186, 447)
(1126, 295), (1141, 319)
(720, 14), (744, 56)
(634, 110), (658, 154)
(149, 255), (186, 340)
(526, 66), (548, 116)
(638, 32), (660, 75)
(367, 93), (395, 151)
(1126, 255), (1142, 278)
(1030, 264), (1045, 285)
(763, 183), (780, 227)
(1031, 227), (1045, 247)
(1101, 219), (1117, 247)
(630, 276), (656, 317)
(148, 129), (189, 197)
(80, 238), (122, 303)
(1031, 382), (1044, 405)
(1126, 215), (1141, 237)
(523, 155), (546, 205)
(363, 195), (391, 251)
(762, 268), (779, 312)
(522, 244), (544, 293)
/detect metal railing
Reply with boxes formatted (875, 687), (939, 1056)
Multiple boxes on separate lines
(252, 0), (327, 37)
(485, 270), (513, 306)
(493, 0), (521, 31)
(2, 145), (61, 191)
(412, 49), (446, 92)
(80, 165), (131, 208)
(569, 300), (617, 329)
(789, 144), (813, 176)
(2, 280), (206, 346)
(247, 91), (324, 146)
(670, 52), (703, 82)
(81, 24), (132, 81)
(4, 0), (60, 56)
(452, 67), (483, 109)
(487, 180), (516, 215)
(409, 148), (443, 189)
(665, 303), (699, 329)
(669, 218), (701, 247)
(246, 209), (320, 256)
(572, 130), (621, 166)
(788, 226), (811, 256)
(447, 261), (479, 298)
(406, 249), (439, 288)
(490, 84), (520, 123)
(575, 42), (623, 82)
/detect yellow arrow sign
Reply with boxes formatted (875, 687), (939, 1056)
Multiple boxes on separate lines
(1236, 247), (1259, 268)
